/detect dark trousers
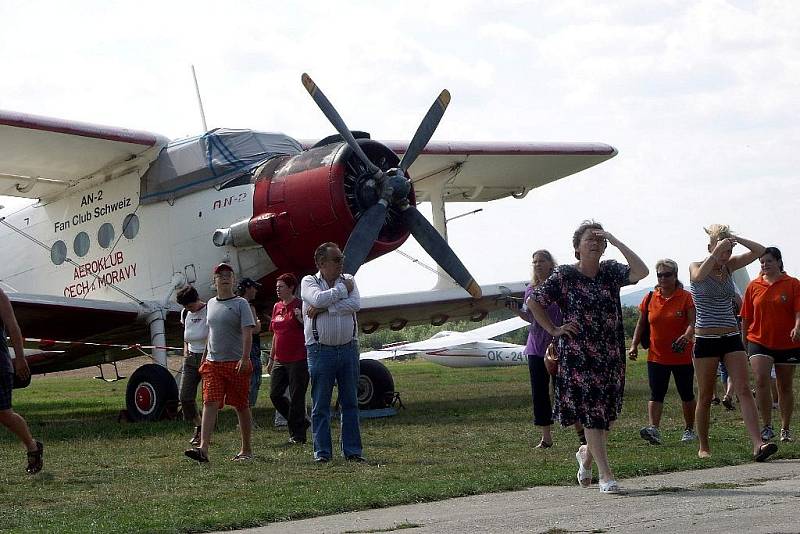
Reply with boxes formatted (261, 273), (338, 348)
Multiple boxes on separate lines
(528, 355), (554, 426)
(270, 359), (310, 440)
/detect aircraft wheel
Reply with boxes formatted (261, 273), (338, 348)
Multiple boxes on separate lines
(125, 364), (178, 422)
(358, 359), (394, 410)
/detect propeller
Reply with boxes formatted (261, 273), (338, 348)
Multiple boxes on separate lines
(398, 89), (450, 173)
(341, 200), (388, 275)
(301, 73), (380, 177)
(301, 73), (481, 298)
(399, 204), (481, 298)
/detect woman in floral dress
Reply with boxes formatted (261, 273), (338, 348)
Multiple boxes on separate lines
(529, 220), (648, 493)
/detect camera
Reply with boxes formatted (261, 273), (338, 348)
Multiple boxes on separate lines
(671, 338), (687, 353)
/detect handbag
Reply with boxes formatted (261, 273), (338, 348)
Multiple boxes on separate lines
(640, 291), (654, 350)
(544, 342), (559, 376)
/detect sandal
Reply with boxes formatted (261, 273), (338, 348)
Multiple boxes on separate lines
(754, 442), (778, 462)
(184, 447), (209, 463)
(231, 452), (254, 462)
(25, 440), (44, 474)
(722, 396), (735, 411)
(535, 439), (553, 449)
(575, 447), (592, 488)
(599, 479), (621, 494)
(189, 425), (201, 446)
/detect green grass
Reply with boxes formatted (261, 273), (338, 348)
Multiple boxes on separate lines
(1, 358), (798, 533)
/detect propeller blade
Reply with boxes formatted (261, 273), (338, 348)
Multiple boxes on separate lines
(400, 205), (481, 298)
(398, 89), (451, 173)
(342, 201), (388, 275)
(301, 73), (381, 176)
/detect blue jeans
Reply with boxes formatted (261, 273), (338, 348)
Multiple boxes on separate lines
(307, 340), (362, 459)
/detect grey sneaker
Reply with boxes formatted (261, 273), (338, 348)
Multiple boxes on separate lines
(780, 428), (794, 443)
(681, 428), (697, 442)
(640, 425), (662, 445)
(761, 424), (776, 441)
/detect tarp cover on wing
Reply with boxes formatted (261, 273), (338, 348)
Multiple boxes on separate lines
(140, 129), (302, 204)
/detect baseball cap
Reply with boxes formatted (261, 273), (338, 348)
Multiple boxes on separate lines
(213, 263), (234, 275)
(237, 277), (262, 293)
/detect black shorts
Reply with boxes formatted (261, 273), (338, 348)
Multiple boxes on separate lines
(747, 342), (800, 365)
(0, 372), (13, 411)
(647, 361), (695, 403)
(693, 333), (744, 359)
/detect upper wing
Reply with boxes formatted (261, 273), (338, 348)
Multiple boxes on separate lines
(0, 110), (168, 200)
(384, 141), (617, 202)
(8, 293), (182, 373)
(357, 281), (525, 334)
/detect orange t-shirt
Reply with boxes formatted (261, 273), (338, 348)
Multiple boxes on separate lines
(741, 274), (800, 350)
(640, 288), (694, 365)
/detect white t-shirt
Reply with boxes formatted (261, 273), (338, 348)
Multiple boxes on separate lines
(181, 305), (208, 354)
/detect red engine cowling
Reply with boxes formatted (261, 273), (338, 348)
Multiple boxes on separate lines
(248, 139), (413, 282)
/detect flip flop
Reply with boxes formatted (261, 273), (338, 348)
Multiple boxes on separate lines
(184, 447), (209, 463)
(535, 439), (553, 449)
(754, 442), (778, 462)
(231, 452), (254, 462)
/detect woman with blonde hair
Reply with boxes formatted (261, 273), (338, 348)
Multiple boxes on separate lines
(629, 259), (696, 445)
(689, 224), (776, 461)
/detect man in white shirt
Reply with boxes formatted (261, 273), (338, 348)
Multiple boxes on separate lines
(301, 242), (363, 463)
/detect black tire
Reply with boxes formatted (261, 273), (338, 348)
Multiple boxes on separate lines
(358, 359), (394, 410)
(125, 364), (178, 422)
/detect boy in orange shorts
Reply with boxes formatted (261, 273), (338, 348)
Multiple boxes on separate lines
(184, 263), (256, 463)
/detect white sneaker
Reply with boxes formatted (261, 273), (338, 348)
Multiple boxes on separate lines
(780, 428), (794, 443)
(681, 429), (697, 442)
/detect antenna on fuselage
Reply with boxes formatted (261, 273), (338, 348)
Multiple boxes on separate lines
(191, 64), (208, 133)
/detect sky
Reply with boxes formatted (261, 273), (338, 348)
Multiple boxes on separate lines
(1, 0), (798, 297)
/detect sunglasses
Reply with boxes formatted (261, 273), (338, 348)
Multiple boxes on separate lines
(656, 272), (676, 279)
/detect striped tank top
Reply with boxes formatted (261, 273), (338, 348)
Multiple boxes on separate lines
(690, 269), (738, 329)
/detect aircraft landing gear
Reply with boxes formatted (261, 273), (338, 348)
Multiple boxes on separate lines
(357, 359), (395, 410)
(125, 364), (178, 422)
